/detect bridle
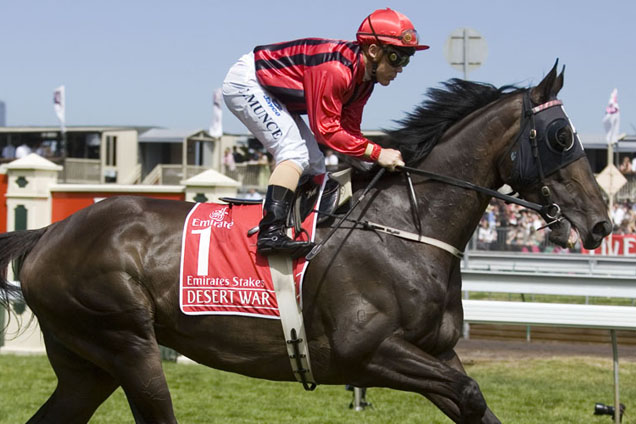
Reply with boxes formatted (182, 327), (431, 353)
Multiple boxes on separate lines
(308, 91), (583, 260)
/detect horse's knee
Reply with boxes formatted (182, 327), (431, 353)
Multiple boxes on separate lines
(482, 408), (502, 424)
(458, 377), (488, 423)
(331, 341), (366, 366)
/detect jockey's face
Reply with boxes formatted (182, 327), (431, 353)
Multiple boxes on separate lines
(376, 50), (404, 86)
(365, 44), (404, 87)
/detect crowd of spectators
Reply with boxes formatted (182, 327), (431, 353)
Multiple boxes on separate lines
(618, 155), (636, 176)
(609, 201), (636, 234)
(225, 146), (272, 168)
(476, 197), (636, 252)
(476, 200), (573, 253)
(223, 145), (272, 187)
(1, 141), (51, 161)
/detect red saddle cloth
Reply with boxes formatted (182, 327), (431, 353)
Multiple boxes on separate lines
(179, 177), (324, 319)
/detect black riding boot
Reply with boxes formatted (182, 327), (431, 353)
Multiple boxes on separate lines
(257, 185), (314, 258)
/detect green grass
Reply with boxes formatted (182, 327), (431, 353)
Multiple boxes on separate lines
(1, 355), (634, 423)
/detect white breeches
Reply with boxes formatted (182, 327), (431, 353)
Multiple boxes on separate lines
(222, 52), (326, 175)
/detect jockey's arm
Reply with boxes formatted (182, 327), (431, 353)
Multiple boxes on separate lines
(304, 68), (404, 169)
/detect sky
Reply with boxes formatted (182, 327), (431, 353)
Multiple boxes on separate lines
(1, 1), (634, 137)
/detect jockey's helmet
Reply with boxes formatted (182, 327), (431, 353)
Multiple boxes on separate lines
(356, 8), (429, 51)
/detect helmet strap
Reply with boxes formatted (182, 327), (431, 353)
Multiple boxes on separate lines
(365, 14), (385, 84)
(370, 61), (378, 83)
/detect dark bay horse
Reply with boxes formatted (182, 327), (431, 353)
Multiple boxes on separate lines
(0, 63), (610, 424)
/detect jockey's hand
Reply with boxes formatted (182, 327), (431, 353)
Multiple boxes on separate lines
(377, 148), (405, 171)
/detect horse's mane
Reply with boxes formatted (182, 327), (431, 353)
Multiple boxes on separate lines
(382, 78), (525, 166)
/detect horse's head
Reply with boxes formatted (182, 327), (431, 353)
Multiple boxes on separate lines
(500, 62), (611, 249)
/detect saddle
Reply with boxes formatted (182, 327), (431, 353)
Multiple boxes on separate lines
(220, 168), (353, 232)
(293, 168), (353, 229)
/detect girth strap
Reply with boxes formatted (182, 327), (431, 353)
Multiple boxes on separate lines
(268, 254), (317, 390)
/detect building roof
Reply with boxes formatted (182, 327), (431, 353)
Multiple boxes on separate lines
(138, 129), (216, 143)
(183, 169), (240, 187)
(579, 133), (636, 151)
(0, 125), (149, 133)
(5, 153), (63, 171)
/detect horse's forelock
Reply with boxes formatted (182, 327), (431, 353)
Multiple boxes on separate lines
(382, 78), (524, 166)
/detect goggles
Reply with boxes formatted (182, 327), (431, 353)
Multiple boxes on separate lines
(384, 45), (412, 68)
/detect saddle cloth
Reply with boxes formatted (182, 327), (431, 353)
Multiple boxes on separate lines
(179, 175), (326, 318)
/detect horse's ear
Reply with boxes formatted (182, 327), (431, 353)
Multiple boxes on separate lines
(530, 60), (559, 104)
(550, 65), (565, 98)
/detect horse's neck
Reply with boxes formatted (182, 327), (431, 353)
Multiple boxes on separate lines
(399, 97), (521, 250)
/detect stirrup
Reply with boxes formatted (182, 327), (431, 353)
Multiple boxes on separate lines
(257, 241), (315, 259)
(257, 231), (314, 258)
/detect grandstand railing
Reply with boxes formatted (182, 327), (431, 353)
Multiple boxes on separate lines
(223, 163), (270, 191)
(63, 158), (100, 183)
(140, 163), (270, 190)
(141, 164), (209, 185)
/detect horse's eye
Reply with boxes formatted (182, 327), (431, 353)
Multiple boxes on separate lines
(546, 119), (574, 152)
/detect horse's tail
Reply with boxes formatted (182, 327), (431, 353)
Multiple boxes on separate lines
(0, 228), (47, 310)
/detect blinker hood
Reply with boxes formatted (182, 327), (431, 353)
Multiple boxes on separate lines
(508, 93), (586, 187)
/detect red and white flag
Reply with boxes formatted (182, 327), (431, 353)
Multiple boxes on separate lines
(53, 85), (65, 132)
(209, 88), (223, 138)
(602, 88), (620, 145)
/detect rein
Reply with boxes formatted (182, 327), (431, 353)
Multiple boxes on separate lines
(308, 167), (465, 260)
(396, 165), (560, 220)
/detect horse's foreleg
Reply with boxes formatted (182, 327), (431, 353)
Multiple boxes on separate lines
(423, 350), (501, 424)
(360, 336), (489, 424)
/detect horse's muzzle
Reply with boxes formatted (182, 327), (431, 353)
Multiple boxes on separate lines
(586, 220), (612, 249)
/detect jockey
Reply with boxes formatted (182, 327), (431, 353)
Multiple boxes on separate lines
(223, 8), (429, 258)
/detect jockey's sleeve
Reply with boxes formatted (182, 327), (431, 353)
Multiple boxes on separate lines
(304, 67), (381, 161)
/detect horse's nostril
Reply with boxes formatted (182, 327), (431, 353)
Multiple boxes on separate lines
(593, 221), (612, 238)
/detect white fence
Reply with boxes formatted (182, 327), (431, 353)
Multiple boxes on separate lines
(461, 252), (636, 424)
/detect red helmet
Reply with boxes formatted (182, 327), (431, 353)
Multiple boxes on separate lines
(356, 8), (429, 51)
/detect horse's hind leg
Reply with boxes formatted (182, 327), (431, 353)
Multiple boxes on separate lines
(27, 330), (118, 424)
(55, 318), (176, 424)
(59, 303), (176, 423)
(26, 273), (178, 423)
